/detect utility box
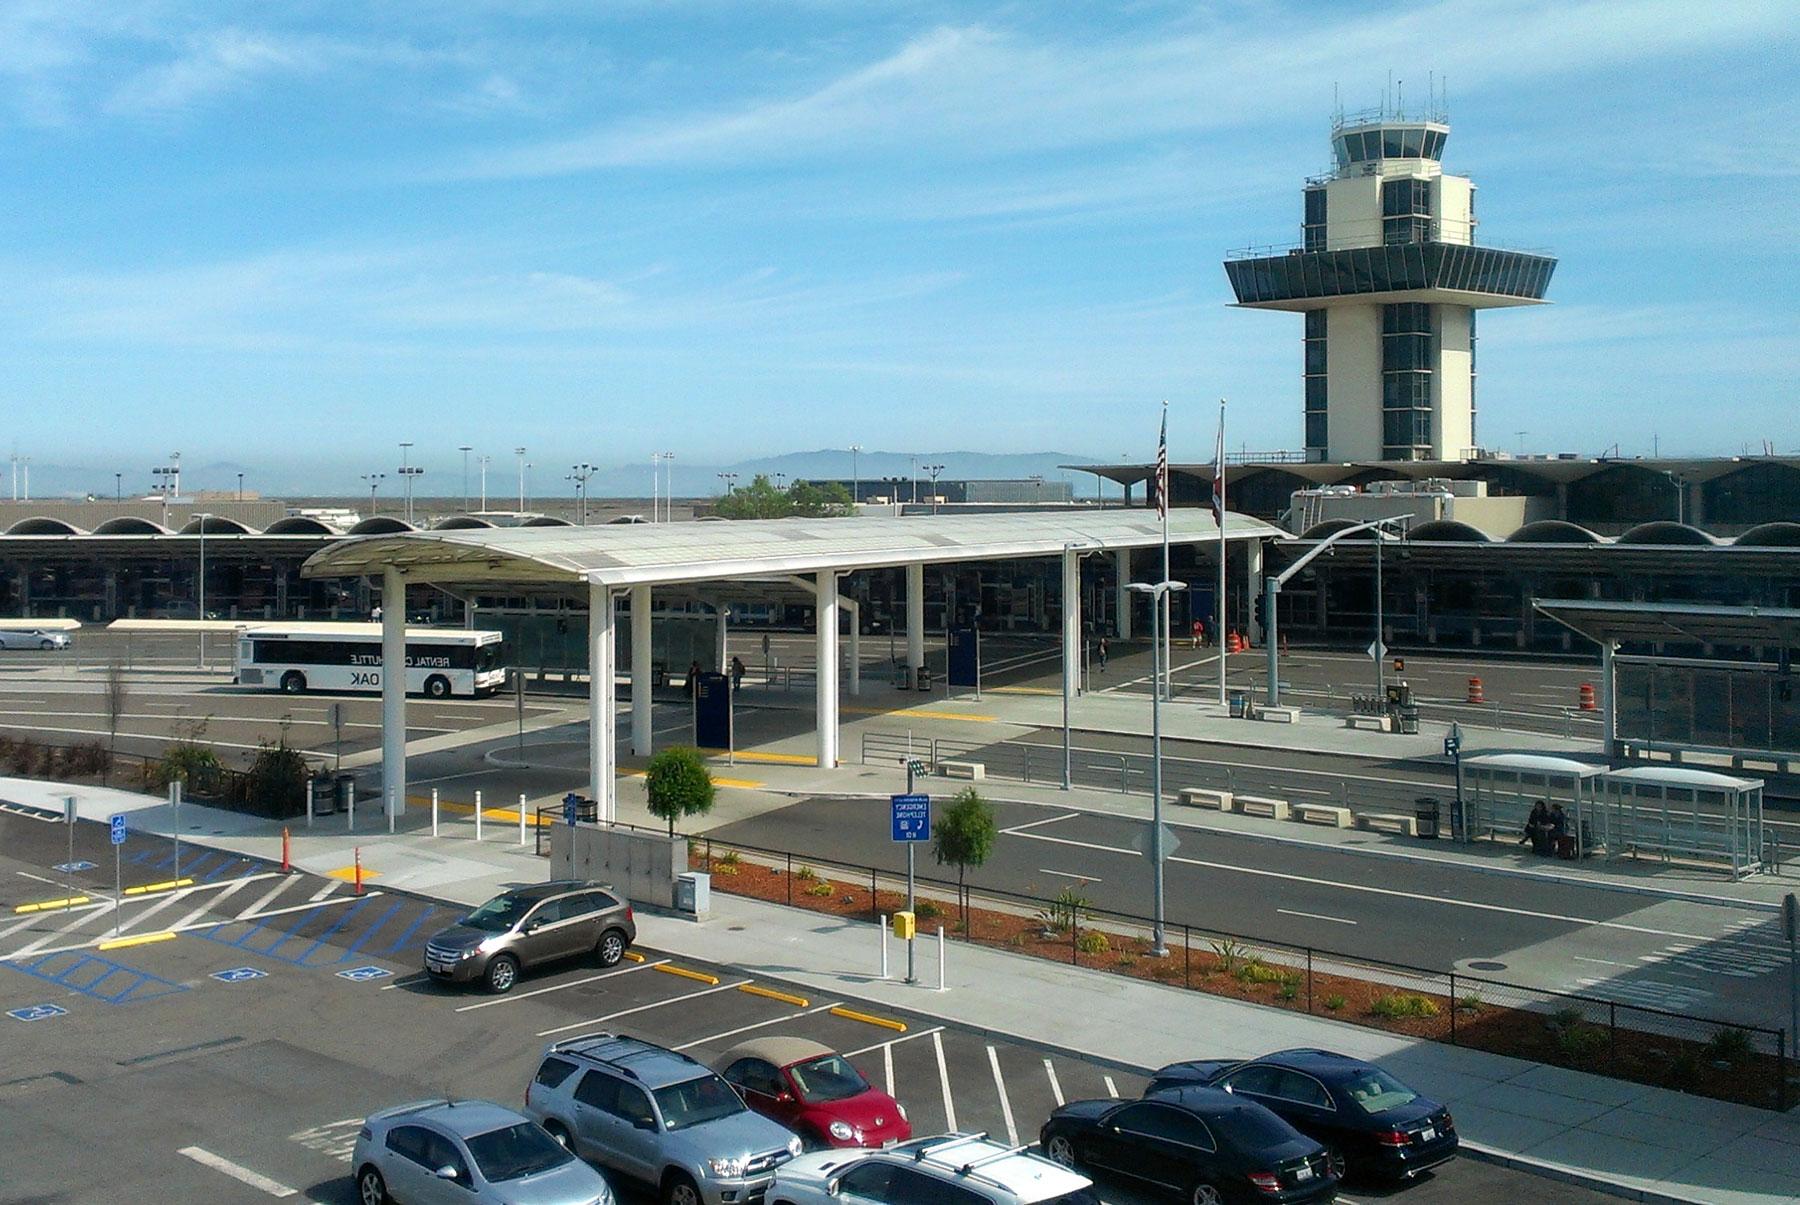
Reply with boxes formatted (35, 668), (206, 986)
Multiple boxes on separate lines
(891, 911), (916, 940)
(675, 872), (711, 918)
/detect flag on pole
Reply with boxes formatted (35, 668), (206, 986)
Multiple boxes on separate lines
(1155, 405), (1169, 520)
(1210, 412), (1225, 527)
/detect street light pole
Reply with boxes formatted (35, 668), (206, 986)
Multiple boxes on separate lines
(1128, 578), (1185, 957)
(1262, 517), (1405, 706)
(195, 513), (211, 669)
(478, 455), (490, 511)
(849, 444), (862, 506)
(361, 473), (385, 518)
(923, 465), (944, 514)
(515, 447), (527, 511)
(459, 446), (472, 512)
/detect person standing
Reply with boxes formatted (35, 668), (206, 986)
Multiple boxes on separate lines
(1096, 635), (1108, 671)
(730, 655), (746, 694)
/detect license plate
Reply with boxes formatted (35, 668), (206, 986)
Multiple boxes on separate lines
(1419, 1127), (1435, 1142)
(1295, 1165), (1314, 1181)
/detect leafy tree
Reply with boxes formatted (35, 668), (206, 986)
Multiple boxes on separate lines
(713, 474), (791, 520)
(103, 656), (128, 785)
(244, 739), (309, 819)
(931, 787), (998, 933)
(645, 746), (716, 836)
(788, 480), (854, 517)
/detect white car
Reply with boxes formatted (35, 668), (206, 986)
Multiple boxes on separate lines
(0, 629), (69, 651)
(768, 1133), (1099, 1205)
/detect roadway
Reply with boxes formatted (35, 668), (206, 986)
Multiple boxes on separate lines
(0, 812), (1603, 1204)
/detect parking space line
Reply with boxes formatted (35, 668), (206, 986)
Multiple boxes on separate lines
(843, 1025), (943, 1059)
(883, 1044), (895, 1096)
(537, 979), (747, 1037)
(933, 1031), (957, 1131)
(177, 1146), (297, 1198)
(1044, 1058), (1064, 1107)
(112, 890), (191, 936)
(987, 1046), (1019, 1144)
(1103, 1075), (1119, 1098)
(237, 880), (295, 920)
(371, 905), (439, 958)
(9, 902), (118, 957)
(292, 896), (375, 965)
(307, 883), (339, 902)
(456, 960), (671, 1012)
(674, 1001), (842, 1051)
(168, 876), (260, 933)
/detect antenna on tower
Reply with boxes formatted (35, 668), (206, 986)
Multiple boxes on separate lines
(1397, 77), (1404, 116)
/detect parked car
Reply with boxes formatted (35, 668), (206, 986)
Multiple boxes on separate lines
(524, 1032), (803, 1205)
(0, 628), (69, 650)
(425, 881), (635, 994)
(1146, 1050), (1456, 1181)
(770, 1132), (1099, 1205)
(1040, 1085), (1338, 1204)
(351, 1098), (615, 1205)
(715, 1037), (910, 1150)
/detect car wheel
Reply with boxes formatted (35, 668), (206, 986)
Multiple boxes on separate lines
(281, 671), (307, 694)
(1189, 1182), (1224, 1205)
(543, 1121), (574, 1152)
(356, 1165), (388, 1205)
(1044, 1133), (1077, 1167)
(485, 954), (519, 994)
(1326, 1147), (1347, 1181)
(39, 639), (54, 650)
(425, 674), (451, 699)
(663, 1170), (703, 1205)
(596, 929), (627, 968)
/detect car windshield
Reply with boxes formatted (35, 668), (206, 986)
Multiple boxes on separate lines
(788, 1055), (869, 1103)
(461, 894), (533, 933)
(1342, 1067), (1420, 1114)
(654, 1074), (747, 1131)
(463, 1122), (573, 1183)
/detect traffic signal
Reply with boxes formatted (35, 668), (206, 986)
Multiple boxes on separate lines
(1253, 592), (1267, 631)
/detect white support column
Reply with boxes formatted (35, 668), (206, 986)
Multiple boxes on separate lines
(1600, 639), (1618, 760)
(1062, 548), (1081, 703)
(589, 581), (616, 822)
(714, 604), (728, 671)
(816, 571), (840, 768)
(1115, 549), (1133, 640)
(631, 585), (653, 757)
(380, 567), (407, 818)
(905, 563), (925, 685)
(846, 599), (862, 696)
(1244, 539), (1265, 646)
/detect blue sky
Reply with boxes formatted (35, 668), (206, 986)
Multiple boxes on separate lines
(1, 0), (1796, 493)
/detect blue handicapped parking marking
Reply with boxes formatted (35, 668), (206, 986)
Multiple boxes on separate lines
(4, 951), (190, 1006)
(7, 1003), (68, 1022)
(53, 860), (96, 874)
(336, 965), (390, 983)
(210, 966), (268, 984)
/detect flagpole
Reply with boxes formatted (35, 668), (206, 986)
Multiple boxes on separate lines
(1160, 401), (1172, 702)
(1217, 397), (1228, 708)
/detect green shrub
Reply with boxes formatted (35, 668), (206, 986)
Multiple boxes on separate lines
(244, 740), (308, 817)
(1370, 993), (1440, 1020)
(149, 742), (222, 791)
(1036, 886), (1089, 934)
(804, 880), (833, 897)
(1706, 1027), (1754, 1065)
(711, 849), (741, 876)
(1665, 1051), (1701, 1090)
(1556, 1024), (1608, 1060)
(1277, 976), (1300, 1001)
(1457, 993), (1485, 1013)
(1237, 960), (1286, 984)
(59, 742), (111, 777)
(915, 900), (943, 921)
(1550, 1006), (1586, 1030)
(795, 865), (819, 882)
(1076, 930), (1110, 955)
(1210, 938), (1248, 974)
(1322, 993), (1347, 1011)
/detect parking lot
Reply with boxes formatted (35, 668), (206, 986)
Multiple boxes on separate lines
(0, 809), (1607, 1204)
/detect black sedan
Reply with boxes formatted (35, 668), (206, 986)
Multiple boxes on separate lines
(1147, 1049), (1457, 1182)
(1039, 1085), (1338, 1205)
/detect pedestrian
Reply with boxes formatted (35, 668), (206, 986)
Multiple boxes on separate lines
(730, 655), (746, 694)
(1521, 799), (1550, 854)
(1549, 802), (1572, 858)
(686, 659), (703, 699)
(1096, 636), (1108, 671)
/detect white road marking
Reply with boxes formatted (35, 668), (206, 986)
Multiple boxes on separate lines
(177, 1146), (297, 1198)
(1001, 812), (1082, 836)
(168, 875), (260, 931)
(884, 1043), (895, 1098)
(1103, 1075), (1119, 1098)
(537, 980), (746, 1038)
(15, 870), (63, 886)
(9, 902), (119, 956)
(1044, 1058), (1064, 1107)
(843, 1026), (945, 1059)
(239, 879), (297, 920)
(307, 883), (339, 902)
(1277, 908), (1357, 925)
(1038, 868), (1100, 882)
(112, 890), (190, 935)
(456, 960), (670, 1012)
(672, 1001), (842, 1050)
(987, 1045), (1019, 1145)
(1573, 956), (1620, 966)
(934, 1031), (957, 1131)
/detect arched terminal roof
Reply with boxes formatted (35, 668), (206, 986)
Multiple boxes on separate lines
(1407, 519), (1492, 542)
(5, 516), (87, 535)
(1507, 520), (1604, 544)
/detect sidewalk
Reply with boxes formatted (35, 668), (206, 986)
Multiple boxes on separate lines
(8, 776), (1795, 1205)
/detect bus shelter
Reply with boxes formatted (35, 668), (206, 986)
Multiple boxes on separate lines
(1461, 753), (1604, 856)
(1596, 766), (1765, 878)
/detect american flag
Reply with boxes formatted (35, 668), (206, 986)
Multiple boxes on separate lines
(1155, 405), (1169, 520)
(1210, 412), (1225, 527)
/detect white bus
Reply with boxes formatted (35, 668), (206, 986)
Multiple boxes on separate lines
(233, 623), (507, 698)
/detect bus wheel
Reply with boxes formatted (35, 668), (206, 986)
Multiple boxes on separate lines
(424, 675), (451, 699)
(281, 672), (307, 694)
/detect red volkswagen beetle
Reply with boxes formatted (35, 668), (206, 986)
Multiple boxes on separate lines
(716, 1037), (911, 1150)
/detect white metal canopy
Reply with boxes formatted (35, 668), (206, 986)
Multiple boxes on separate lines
(300, 509), (1282, 588)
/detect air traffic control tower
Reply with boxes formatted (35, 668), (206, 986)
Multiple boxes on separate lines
(1224, 106), (1556, 462)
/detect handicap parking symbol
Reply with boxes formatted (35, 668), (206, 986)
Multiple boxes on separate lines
(53, 860), (96, 874)
(336, 966), (391, 983)
(210, 967), (268, 984)
(7, 1003), (69, 1022)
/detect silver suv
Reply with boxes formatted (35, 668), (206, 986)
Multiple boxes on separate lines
(426, 881), (636, 994)
(525, 1032), (803, 1205)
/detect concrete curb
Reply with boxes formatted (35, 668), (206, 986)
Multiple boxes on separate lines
(1458, 1142), (1710, 1205)
(754, 787), (1785, 913)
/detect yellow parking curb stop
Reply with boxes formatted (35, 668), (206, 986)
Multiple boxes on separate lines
(14, 895), (90, 913)
(123, 878), (194, 896)
(654, 964), (721, 985)
(622, 950), (646, 963)
(739, 984), (809, 1007)
(829, 1006), (907, 1032)
(98, 931), (177, 951)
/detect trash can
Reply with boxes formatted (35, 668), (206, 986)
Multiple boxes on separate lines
(311, 775), (338, 815)
(675, 872), (711, 918)
(915, 666), (932, 690)
(1397, 705), (1420, 735)
(1414, 796), (1441, 839)
(1229, 692), (1248, 719)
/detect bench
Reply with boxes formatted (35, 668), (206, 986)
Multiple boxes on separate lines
(1234, 795), (1290, 821)
(1346, 714), (1391, 732)
(938, 760), (985, 781)
(1293, 803), (1352, 828)
(1178, 788), (1233, 810)
(1259, 706), (1300, 724)
(1358, 812), (1420, 837)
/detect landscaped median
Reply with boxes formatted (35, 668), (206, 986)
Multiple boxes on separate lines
(689, 836), (1791, 1111)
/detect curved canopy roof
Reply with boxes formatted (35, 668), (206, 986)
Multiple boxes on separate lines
(177, 515), (255, 535)
(1617, 521), (1715, 546)
(92, 516), (173, 535)
(1507, 520), (1603, 544)
(1408, 519), (1491, 543)
(1533, 599), (1800, 648)
(347, 516), (417, 536)
(6, 516), (87, 535)
(1735, 522), (1800, 548)
(263, 516), (338, 535)
(1462, 753), (1605, 777)
(303, 509), (1283, 589)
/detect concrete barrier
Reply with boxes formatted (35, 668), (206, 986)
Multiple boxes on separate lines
(1235, 795), (1290, 821)
(1178, 788), (1233, 810)
(1258, 706), (1301, 724)
(550, 824), (683, 909)
(1293, 803), (1353, 828)
(939, 760), (986, 781)
(1358, 812), (1420, 837)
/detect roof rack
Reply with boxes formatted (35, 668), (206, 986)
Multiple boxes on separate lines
(910, 1133), (989, 1162)
(546, 1032), (702, 1081)
(549, 1031), (619, 1054)
(957, 1143), (1035, 1177)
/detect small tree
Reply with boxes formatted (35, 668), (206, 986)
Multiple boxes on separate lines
(103, 656), (129, 785)
(645, 746), (716, 836)
(931, 787), (998, 933)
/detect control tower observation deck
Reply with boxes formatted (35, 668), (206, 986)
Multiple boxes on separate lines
(1223, 108), (1556, 463)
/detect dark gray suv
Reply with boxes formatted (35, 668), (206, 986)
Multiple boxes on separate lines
(426, 882), (636, 993)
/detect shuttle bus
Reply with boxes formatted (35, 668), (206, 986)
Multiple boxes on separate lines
(234, 623), (507, 698)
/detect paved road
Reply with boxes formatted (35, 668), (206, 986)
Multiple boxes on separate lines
(0, 813), (1606, 1204)
(704, 795), (1794, 1032)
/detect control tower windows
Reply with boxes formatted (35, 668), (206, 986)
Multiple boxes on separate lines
(1303, 187), (1326, 251)
(1383, 177), (1433, 245)
(1303, 309), (1327, 456)
(1382, 303), (1434, 459)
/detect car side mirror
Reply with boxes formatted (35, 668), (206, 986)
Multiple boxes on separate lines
(524, 919), (543, 933)
(776, 1090), (795, 1103)
(825, 1177), (841, 1196)
(634, 1115), (658, 1132)
(433, 1165), (460, 1181)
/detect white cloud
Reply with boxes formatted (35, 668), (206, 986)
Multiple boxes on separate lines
(106, 28), (328, 113)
